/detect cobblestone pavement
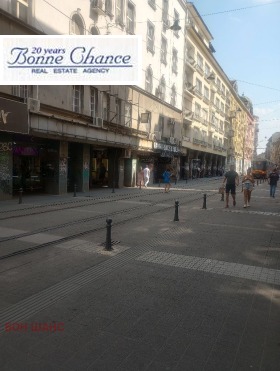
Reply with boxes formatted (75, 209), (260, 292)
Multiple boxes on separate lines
(1, 179), (280, 370)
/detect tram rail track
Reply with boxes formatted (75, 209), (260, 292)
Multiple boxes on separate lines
(0, 190), (217, 260)
(0, 178), (222, 220)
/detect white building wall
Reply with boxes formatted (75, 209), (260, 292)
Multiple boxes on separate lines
(3, 0), (186, 112)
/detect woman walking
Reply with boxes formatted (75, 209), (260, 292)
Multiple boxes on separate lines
(242, 168), (255, 208)
(162, 167), (172, 193)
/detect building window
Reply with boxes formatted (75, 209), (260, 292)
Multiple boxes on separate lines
(12, 85), (29, 101)
(90, 26), (99, 35)
(116, 98), (122, 124)
(124, 102), (132, 127)
(145, 66), (153, 93)
(215, 98), (220, 109)
(195, 103), (201, 118)
(162, 0), (169, 30)
(221, 102), (225, 114)
(15, 0), (28, 22)
(173, 10), (180, 37)
(202, 130), (207, 142)
(148, 0), (156, 10)
(205, 63), (210, 78)
(90, 87), (98, 117)
(101, 92), (110, 121)
(105, 0), (113, 16)
(216, 78), (221, 90)
(70, 14), (84, 34)
(172, 48), (178, 74)
(161, 37), (167, 64)
(147, 21), (155, 53)
(202, 109), (208, 123)
(193, 127), (200, 140)
(73, 86), (84, 113)
(170, 85), (177, 106)
(195, 78), (202, 94)
(204, 86), (210, 100)
(158, 115), (164, 135)
(116, 0), (124, 25)
(127, 2), (135, 34)
(158, 76), (166, 100)
(197, 53), (203, 70)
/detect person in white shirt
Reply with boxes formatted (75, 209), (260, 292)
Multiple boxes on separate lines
(143, 165), (150, 187)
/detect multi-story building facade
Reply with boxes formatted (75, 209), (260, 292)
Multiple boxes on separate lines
(182, 3), (255, 177)
(0, 0), (256, 201)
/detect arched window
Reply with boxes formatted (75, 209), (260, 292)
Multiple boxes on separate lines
(90, 26), (99, 35)
(145, 66), (153, 93)
(70, 13), (84, 35)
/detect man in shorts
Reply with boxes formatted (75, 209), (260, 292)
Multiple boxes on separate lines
(222, 165), (239, 208)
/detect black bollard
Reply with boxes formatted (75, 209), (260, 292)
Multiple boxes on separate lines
(19, 188), (23, 204)
(112, 180), (115, 193)
(221, 191), (224, 202)
(158, 178), (161, 187)
(202, 194), (207, 209)
(105, 218), (113, 251)
(73, 184), (77, 197)
(174, 200), (179, 221)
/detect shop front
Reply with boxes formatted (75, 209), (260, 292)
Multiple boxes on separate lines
(0, 97), (28, 200)
(153, 142), (180, 183)
(12, 135), (60, 194)
(89, 146), (109, 188)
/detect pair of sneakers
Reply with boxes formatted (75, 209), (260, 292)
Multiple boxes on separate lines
(243, 203), (250, 208)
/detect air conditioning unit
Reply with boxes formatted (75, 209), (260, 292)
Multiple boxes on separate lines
(27, 98), (40, 113)
(124, 148), (131, 158)
(169, 137), (175, 145)
(92, 117), (103, 128)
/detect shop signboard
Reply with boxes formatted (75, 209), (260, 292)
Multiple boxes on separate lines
(0, 97), (28, 134)
(153, 142), (179, 153)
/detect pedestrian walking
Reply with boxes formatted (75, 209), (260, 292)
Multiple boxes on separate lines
(143, 164), (150, 188)
(222, 164), (239, 208)
(268, 168), (279, 198)
(137, 166), (144, 189)
(162, 167), (172, 193)
(242, 168), (255, 208)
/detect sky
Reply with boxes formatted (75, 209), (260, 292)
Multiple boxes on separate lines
(191, 0), (280, 154)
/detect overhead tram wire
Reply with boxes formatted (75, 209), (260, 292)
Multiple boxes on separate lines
(237, 80), (280, 93)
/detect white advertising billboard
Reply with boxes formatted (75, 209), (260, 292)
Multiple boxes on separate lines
(0, 35), (142, 85)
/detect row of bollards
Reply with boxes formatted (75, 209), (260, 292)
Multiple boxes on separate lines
(104, 194), (208, 250)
